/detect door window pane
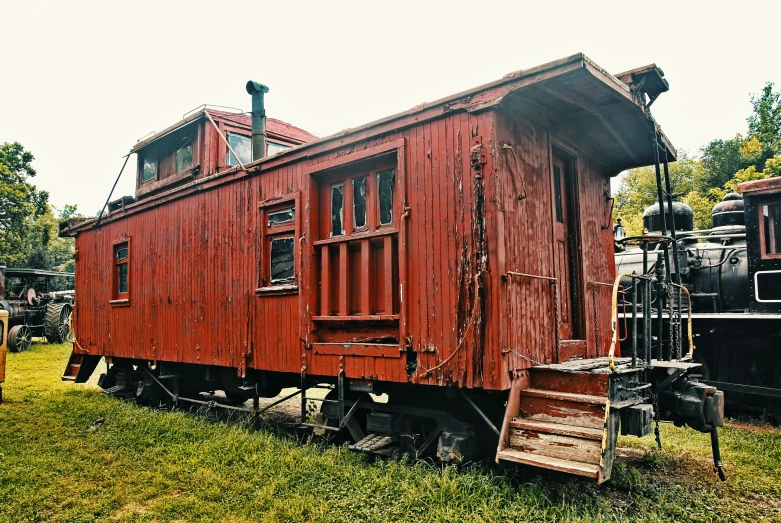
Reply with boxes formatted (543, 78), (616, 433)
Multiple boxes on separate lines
(353, 177), (367, 229)
(378, 170), (394, 225)
(117, 263), (128, 294)
(331, 185), (344, 236)
(270, 237), (295, 282)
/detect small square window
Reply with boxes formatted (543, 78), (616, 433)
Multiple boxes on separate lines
(113, 242), (130, 299)
(268, 208), (294, 226)
(270, 237), (295, 282)
(267, 141), (290, 156)
(141, 156), (156, 183)
(175, 137), (193, 173)
(227, 132), (252, 166)
(258, 195), (299, 294)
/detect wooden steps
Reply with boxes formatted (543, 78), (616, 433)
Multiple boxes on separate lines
(497, 362), (623, 483)
(61, 352), (100, 383)
(61, 354), (81, 382)
(496, 448), (600, 479)
(510, 419), (604, 440)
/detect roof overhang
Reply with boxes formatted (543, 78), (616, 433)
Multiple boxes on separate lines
(495, 56), (676, 172)
(130, 110), (209, 154)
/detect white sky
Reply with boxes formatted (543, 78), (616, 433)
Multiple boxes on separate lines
(1, 0), (780, 214)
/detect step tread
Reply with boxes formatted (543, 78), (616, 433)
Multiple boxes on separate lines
(510, 419), (604, 440)
(520, 388), (607, 405)
(496, 448), (600, 478)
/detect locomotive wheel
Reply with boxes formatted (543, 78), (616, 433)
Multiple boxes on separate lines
(8, 325), (32, 353)
(44, 303), (73, 343)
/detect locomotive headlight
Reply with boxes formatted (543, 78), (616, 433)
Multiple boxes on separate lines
(613, 219), (625, 242)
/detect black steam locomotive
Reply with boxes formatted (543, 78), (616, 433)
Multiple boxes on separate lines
(615, 177), (781, 419)
(0, 264), (75, 352)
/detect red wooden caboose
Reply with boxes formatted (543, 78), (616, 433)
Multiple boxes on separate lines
(61, 54), (724, 482)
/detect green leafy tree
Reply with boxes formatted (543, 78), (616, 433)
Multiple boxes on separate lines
(748, 82), (781, 157)
(700, 136), (752, 190)
(0, 142), (48, 266)
(616, 82), (781, 234)
(614, 152), (704, 236)
(0, 142), (78, 270)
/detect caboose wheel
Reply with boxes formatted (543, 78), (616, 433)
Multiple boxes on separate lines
(44, 303), (73, 344)
(8, 325), (32, 353)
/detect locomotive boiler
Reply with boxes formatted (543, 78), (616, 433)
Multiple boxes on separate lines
(60, 54), (726, 482)
(615, 187), (781, 419)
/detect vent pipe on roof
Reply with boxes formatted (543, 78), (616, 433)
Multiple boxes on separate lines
(246, 81), (270, 161)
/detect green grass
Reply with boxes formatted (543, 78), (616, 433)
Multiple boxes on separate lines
(1, 344), (780, 522)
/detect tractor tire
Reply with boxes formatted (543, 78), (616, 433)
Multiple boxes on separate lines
(8, 325), (32, 352)
(45, 303), (73, 343)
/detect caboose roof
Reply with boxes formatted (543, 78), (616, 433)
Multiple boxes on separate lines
(61, 52), (676, 236)
(130, 108), (318, 154)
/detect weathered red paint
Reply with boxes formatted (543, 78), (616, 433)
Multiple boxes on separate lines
(62, 54), (674, 393)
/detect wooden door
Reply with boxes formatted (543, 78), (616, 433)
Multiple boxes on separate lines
(552, 155), (578, 341)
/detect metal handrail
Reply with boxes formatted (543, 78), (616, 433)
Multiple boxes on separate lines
(669, 282), (695, 358)
(608, 272), (650, 370)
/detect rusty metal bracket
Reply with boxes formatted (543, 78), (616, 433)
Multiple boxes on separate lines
(602, 190), (614, 230)
(501, 143), (528, 201)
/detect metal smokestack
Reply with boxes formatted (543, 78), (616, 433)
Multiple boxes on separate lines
(0, 262), (6, 298)
(245, 81), (270, 161)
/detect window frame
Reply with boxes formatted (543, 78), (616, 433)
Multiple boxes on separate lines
(267, 141), (291, 156)
(226, 131), (253, 167)
(140, 154), (157, 184)
(759, 198), (781, 260)
(319, 164), (398, 240)
(174, 133), (195, 174)
(110, 237), (131, 306)
(256, 192), (300, 296)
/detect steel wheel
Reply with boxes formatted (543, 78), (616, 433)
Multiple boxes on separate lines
(8, 325), (32, 352)
(45, 303), (73, 343)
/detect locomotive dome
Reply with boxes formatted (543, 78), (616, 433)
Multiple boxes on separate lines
(711, 192), (745, 228)
(642, 199), (694, 233)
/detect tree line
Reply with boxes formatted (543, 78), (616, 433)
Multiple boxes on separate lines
(615, 82), (781, 236)
(0, 142), (79, 271)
